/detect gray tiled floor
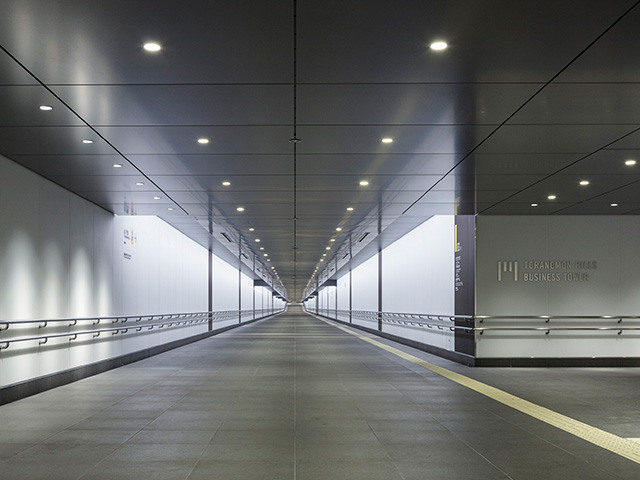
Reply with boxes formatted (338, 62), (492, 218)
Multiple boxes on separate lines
(1, 305), (640, 479)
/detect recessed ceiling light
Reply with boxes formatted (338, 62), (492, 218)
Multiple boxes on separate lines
(263, 253), (268, 257)
(39, 105), (53, 111)
(330, 239), (335, 242)
(548, 195), (556, 200)
(611, 203), (619, 207)
(82, 139), (94, 144)
(320, 259), (324, 262)
(326, 247), (331, 250)
(625, 159), (637, 166)
(322, 253), (327, 257)
(359, 180), (369, 186)
(249, 228), (255, 232)
(153, 196), (161, 200)
(112, 164), (122, 168)
(260, 247), (264, 250)
(381, 138), (393, 144)
(255, 239), (261, 242)
(222, 181), (231, 186)
(430, 41), (448, 51)
(268, 259), (271, 262)
(346, 207), (354, 211)
(143, 43), (161, 52)
(135, 182), (144, 186)
(236, 207), (245, 212)
(167, 207), (174, 211)
(336, 227), (342, 231)
(197, 138), (209, 144)
(579, 180), (590, 186)
(531, 203), (538, 207)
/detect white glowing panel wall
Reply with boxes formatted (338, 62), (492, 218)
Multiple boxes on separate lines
(114, 215), (208, 315)
(213, 256), (239, 311)
(0, 155), (115, 387)
(382, 216), (455, 351)
(476, 216), (640, 358)
(337, 273), (350, 311)
(241, 273), (254, 311)
(0, 155), (114, 322)
(212, 255), (240, 329)
(351, 254), (379, 328)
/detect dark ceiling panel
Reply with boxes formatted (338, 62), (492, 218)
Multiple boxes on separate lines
(0, 51), (38, 85)
(0, 1), (292, 84)
(471, 153), (585, 175)
(603, 128), (640, 150)
(94, 126), (293, 155)
(297, 84), (539, 125)
(558, 149), (640, 175)
(475, 125), (638, 154)
(507, 84), (640, 125)
(0, 86), (85, 126)
(0, 126), (116, 155)
(51, 85), (292, 126)
(297, 154), (463, 176)
(297, 0), (637, 83)
(129, 155), (294, 176)
(554, 3), (640, 83)
(150, 175), (294, 191)
(297, 125), (494, 154)
(8, 154), (130, 176)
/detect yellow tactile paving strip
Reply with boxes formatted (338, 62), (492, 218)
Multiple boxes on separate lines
(316, 316), (640, 465)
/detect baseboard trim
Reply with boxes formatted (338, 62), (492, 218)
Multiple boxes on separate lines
(0, 313), (279, 406)
(317, 314), (476, 367)
(475, 357), (640, 367)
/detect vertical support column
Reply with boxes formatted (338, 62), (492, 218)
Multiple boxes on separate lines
(334, 258), (338, 319)
(208, 249), (213, 331)
(377, 248), (382, 331)
(377, 213), (383, 332)
(454, 215), (476, 356)
(238, 241), (242, 324)
(252, 255), (256, 320)
(349, 234), (353, 324)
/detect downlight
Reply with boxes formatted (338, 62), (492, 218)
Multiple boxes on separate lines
(143, 43), (161, 52)
(430, 41), (448, 51)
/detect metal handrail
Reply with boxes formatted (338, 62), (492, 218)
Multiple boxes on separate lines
(0, 308), (283, 350)
(309, 308), (640, 335)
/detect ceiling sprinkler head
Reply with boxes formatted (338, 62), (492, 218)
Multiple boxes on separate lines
(289, 137), (302, 143)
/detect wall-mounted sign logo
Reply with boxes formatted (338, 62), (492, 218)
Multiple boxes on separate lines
(497, 261), (518, 282)
(497, 260), (596, 283)
(123, 229), (137, 245)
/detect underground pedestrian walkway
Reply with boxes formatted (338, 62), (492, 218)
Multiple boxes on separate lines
(1, 305), (640, 480)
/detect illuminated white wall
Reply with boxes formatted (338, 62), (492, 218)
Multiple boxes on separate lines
(241, 273), (253, 312)
(351, 254), (379, 328)
(381, 215), (455, 351)
(0, 155), (114, 322)
(318, 216), (456, 350)
(114, 215), (208, 315)
(0, 155), (115, 387)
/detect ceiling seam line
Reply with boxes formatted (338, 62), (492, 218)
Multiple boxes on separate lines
(400, 0), (640, 216)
